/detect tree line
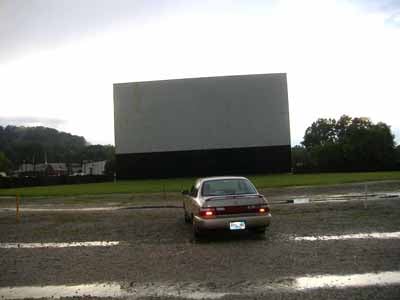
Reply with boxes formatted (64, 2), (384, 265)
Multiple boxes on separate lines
(1, 117), (399, 175)
(293, 115), (400, 172)
(0, 125), (115, 173)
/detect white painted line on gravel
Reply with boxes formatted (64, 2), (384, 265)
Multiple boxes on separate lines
(0, 241), (120, 249)
(293, 231), (400, 241)
(0, 206), (181, 212)
(0, 283), (127, 299)
(0, 283), (228, 299)
(295, 271), (400, 290)
(2, 271), (400, 299)
(0, 207), (123, 212)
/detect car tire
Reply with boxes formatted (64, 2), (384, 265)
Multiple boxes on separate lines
(192, 216), (203, 239)
(184, 209), (191, 223)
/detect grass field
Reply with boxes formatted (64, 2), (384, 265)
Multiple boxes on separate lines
(1, 171), (400, 197)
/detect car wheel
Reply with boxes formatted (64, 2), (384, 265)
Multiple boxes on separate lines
(192, 216), (203, 239)
(184, 209), (191, 223)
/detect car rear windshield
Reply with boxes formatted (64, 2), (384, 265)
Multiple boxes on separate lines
(201, 179), (257, 196)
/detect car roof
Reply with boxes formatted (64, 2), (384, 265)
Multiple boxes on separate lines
(196, 176), (249, 185)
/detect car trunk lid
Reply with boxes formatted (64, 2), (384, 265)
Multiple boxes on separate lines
(203, 194), (268, 216)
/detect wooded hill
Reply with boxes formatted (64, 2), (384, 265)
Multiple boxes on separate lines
(0, 125), (114, 171)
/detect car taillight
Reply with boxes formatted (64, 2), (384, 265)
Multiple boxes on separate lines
(258, 206), (270, 214)
(199, 207), (216, 218)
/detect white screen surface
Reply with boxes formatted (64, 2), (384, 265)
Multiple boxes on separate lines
(114, 73), (290, 154)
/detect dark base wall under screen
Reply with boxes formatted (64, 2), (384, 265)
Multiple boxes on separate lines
(116, 145), (291, 179)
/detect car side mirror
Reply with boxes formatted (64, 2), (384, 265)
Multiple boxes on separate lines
(182, 190), (189, 195)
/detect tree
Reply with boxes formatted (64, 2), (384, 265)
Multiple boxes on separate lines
(301, 115), (396, 172)
(310, 143), (345, 172)
(341, 121), (395, 170)
(302, 118), (337, 149)
(0, 125), (115, 170)
(291, 145), (314, 172)
(335, 115), (352, 141)
(0, 125), (87, 165)
(396, 145), (400, 169)
(79, 145), (115, 162)
(0, 152), (12, 173)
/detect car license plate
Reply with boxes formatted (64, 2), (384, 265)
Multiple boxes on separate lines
(230, 221), (246, 230)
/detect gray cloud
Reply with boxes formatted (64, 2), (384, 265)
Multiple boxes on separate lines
(0, 0), (166, 62)
(349, 0), (400, 12)
(347, 0), (400, 27)
(0, 116), (66, 128)
(385, 12), (400, 27)
(0, 0), (280, 63)
(2, 0), (399, 63)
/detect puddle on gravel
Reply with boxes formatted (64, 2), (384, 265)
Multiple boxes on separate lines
(0, 283), (228, 299)
(2, 271), (400, 299)
(287, 191), (400, 204)
(292, 198), (310, 204)
(293, 231), (400, 241)
(314, 199), (349, 203)
(295, 271), (400, 290)
(0, 241), (120, 249)
(380, 193), (400, 199)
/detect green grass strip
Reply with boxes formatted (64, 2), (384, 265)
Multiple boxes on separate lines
(1, 171), (400, 197)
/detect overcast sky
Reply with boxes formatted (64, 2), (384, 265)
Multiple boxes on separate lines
(1, 0), (399, 145)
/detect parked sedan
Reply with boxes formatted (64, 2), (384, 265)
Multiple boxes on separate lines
(182, 176), (271, 238)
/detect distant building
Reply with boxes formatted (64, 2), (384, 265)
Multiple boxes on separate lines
(33, 164), (47, 174)
(69, 163), (83, 175)
(15, 161), (108, 177)
(49, 163), (68, 176)
(35, 163), (68, 176)
(16, 163), (68, 176)
(82, 161), (106, 175)
(17, 163), (34, 174)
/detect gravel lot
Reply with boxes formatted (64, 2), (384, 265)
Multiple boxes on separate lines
(1, 183), (400, 299)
